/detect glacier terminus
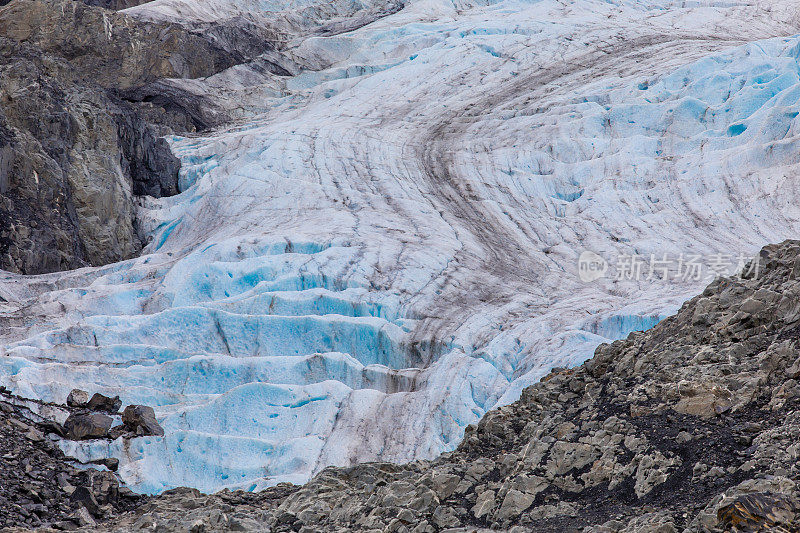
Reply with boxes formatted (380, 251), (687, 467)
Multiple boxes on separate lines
(3, 0), (800, 496)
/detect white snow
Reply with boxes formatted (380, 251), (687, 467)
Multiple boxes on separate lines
(3, 0), (800, 493)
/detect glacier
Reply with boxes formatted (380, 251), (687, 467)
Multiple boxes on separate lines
(3, 0), (800, 493)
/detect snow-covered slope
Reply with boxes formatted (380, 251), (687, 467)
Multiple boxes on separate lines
(3, 0), (800, 493)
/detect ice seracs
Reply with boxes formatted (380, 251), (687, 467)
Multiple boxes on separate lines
(3, 0), (800, 493)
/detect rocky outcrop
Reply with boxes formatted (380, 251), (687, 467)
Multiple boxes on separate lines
(0, 0), (238, 89)
(95, 240), (800, 532)
(0, 104), (84, 274)
(78, 0), (153, 11)
(0, 389), (142, 530)
(0, 58), (143, 272)
(0, 0), (247, 274)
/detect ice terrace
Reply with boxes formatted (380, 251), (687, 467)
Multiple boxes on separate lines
(3, 0), (800, 494)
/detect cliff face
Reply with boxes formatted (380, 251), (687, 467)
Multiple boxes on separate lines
(0, 0), (239, 89)
(0, 0), (240, 274)
(90, 240), (800, 532)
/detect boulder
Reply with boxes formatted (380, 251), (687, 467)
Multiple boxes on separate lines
(64, 413), (112, 440)
(716, 492), (797, 531)
(71, 506), (96, 527)
(66, 389), (89, 408)
(38, 419), (65, 438)
(87, 393), (122, 413)
(90, 457), (120, 472)
(70, 486), (99, 516)
(471, 490), (496, 519)
(79, 469), (120, 505)
(122, 405), (164, 437)
(497, 489), (535, 520)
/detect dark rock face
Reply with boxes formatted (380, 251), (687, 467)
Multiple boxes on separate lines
(97, 241), (800, 532)
(0, 0), (243, 275)
(79, 0), (152, 10)
(116, 114), (181, 197)
(0, 0), (238, 90)
(0, 105), (85, 274)
(118, 82), (230, 134)
(716, 492), (797, 532)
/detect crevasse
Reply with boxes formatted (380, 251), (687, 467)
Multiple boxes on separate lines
(2, 0), (800, 493)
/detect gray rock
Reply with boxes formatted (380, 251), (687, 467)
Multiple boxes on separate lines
(72, 505), (97, 527)
(90, 457), (120, 472)
(471, 490), (495, 519)
(64, 412), (112, 440)
(431, 473), (460, 499)
(430, 506), (459, 528)
(67, 389), (89, 408)
(497, 489), (535, 520)
(87, 393), (122, 413)
(0, 0), (251, 275)
(71, 486), (100, 515)
(122, 404), (164, 437)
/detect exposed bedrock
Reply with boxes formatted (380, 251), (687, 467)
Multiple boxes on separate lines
(0, 0), (407, 276)
(0, 42), (166, 273)
(0, 0), (260, 275)
(78, 0), (151, 10)
(0, 0), (240, 88)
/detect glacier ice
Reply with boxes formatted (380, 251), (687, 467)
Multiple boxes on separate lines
(3, 0), (800, 493)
